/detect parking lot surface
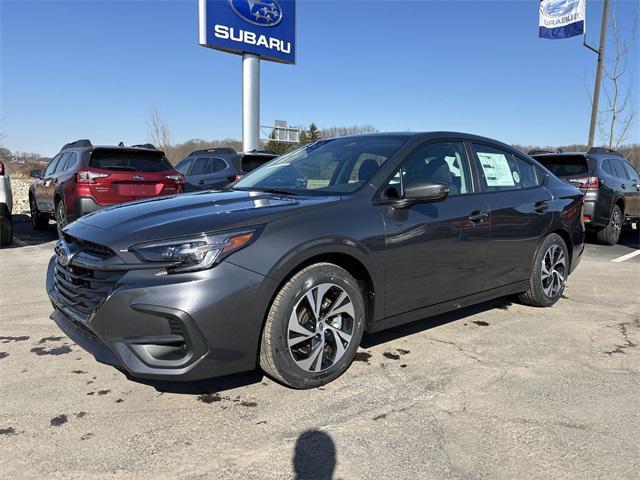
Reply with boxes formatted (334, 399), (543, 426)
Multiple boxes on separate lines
(1, 220), (639, 479)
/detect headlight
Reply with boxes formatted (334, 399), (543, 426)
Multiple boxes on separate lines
(130, 227), (260, 273)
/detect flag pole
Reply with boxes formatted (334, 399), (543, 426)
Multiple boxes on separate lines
(586, 0), (611, 148)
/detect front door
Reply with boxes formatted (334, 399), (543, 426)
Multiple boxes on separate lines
(381, 141), (491, 317)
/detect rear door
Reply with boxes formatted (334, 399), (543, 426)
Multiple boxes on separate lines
(87, 149), (179, 205)
(187, 157), (212, 189)
(617, 159), (640, 217)
(471, 143), (553, 288)
(201, 157), (234, 189)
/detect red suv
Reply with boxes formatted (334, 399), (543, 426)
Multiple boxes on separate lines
(29, 140), (184, 236)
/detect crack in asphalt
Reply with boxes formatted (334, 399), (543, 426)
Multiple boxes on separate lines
(604, 321), (639, 356)
(426, 337), (484, 363)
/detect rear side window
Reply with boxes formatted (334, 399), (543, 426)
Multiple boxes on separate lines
(89, 149), (173, 172)
(535, 155), (589, 177)
(190, 157), (212, 175)
(610, 159), (628, 179)
(473, 144), (538, 191)
(211, 158), (228, 173)
(61, 152), (78, 171)
(601, 159), (614, 175)
(54, 153), (71, 173)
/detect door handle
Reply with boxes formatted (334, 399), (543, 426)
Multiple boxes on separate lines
(621, 184), (626, 190)
(468, 211), (489, 223)
(534, 201), (550, 213)
(198, 180), (205, 185)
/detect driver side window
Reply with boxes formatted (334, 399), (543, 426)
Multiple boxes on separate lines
(384, 141), (471, 199)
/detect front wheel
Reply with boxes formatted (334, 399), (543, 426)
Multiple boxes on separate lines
(518, 233), (569, 307)
(30, 196), (49, 231)
(259, 263), (366, 389)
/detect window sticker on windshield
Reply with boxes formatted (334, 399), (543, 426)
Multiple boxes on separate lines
(477, 152), (515, 187)
(512, 171), (520, 184)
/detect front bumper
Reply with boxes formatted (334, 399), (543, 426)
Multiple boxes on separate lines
(46, 256), (278, 381)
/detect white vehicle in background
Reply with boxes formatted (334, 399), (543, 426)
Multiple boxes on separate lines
(0, 159), (13, 246)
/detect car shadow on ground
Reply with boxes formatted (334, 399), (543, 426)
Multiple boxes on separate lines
(4, 214), (58, 248)
(361, 297), (513, 348)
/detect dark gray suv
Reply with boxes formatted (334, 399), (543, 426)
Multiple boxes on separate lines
(176, 148), (278, 191)
(533, 148), (640, 245)
(47, 133), (584, 388)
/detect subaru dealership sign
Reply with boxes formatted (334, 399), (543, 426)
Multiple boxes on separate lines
(199, 0), (296, 64)
(539, 0), (585, 39)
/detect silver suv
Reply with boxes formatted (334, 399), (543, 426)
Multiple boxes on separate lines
(0, 159), (13, 246)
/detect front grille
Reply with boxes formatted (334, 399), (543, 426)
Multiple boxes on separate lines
(53, 261), (124, 321)
(63, 233), (114, 258)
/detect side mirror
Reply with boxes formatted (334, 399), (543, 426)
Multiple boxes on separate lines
(30, 169), (42, 179)
(392, 180), (449, 209)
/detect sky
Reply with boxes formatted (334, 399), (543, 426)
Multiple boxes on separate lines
(1, 0), (639, 156)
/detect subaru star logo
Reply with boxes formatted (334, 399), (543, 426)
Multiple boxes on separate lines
(133, 175), (144, 181)
(55, 241), (74, 267)
(543, 0), (579, 18)
(229, 0), (283, 27)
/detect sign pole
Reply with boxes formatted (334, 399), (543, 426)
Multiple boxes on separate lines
(242, 53), (260, 152)
(587, 0), (610, 148)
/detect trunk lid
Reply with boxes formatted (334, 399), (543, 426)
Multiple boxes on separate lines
(87, 148), (180, 204)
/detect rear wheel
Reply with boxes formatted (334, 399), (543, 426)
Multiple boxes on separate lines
(260, 263), (366, 389)
(54, 199), (68, 238)
(596, 204), (622, 246)
(518, 233), (568, 307)
(0, 214), (12, 247)
(30, 196), (48, 230)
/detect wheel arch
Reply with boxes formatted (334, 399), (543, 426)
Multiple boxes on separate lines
(269, 250), (377, 327)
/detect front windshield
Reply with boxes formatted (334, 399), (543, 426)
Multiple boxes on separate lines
(233, 136), (408, 195)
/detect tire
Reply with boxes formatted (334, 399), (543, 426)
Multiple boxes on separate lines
(518, 233), (569, 308)
(54, 198), (68, 238)
(29, 196), (48, 230)
(0, 216), (12, 247)
(596, 204), (622, 246)
(260, 263), (366, 389)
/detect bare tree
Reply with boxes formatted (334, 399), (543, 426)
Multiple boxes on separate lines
(597, 11), (637, 150)
(146, 104), (173, 161)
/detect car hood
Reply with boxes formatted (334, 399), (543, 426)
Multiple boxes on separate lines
(67, 189), (339, 248)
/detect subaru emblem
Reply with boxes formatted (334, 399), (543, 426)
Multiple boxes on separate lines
(133, 175), (144, 181)
(229, 0), (283, 27)
(54, 241), (75, 267)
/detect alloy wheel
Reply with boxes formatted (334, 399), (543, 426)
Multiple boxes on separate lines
(540, 244), (566, 298)
(56, 202), (67, 230)
(611, 209), (622, 236)
(287, 283), (355, 373)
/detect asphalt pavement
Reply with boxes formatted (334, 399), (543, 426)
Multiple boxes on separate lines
(0, 218), (638, 479)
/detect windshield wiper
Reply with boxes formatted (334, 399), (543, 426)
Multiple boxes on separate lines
(236, 187), (300, 196)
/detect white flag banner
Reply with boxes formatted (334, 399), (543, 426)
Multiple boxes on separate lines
(539, 0), (586, 39)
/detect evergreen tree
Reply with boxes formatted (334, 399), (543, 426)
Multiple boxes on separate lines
(265, 129), (291, 155)
(308, 123), (320, 142)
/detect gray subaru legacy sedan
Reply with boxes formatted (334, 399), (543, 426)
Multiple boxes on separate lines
(47, 132), (584, 388)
